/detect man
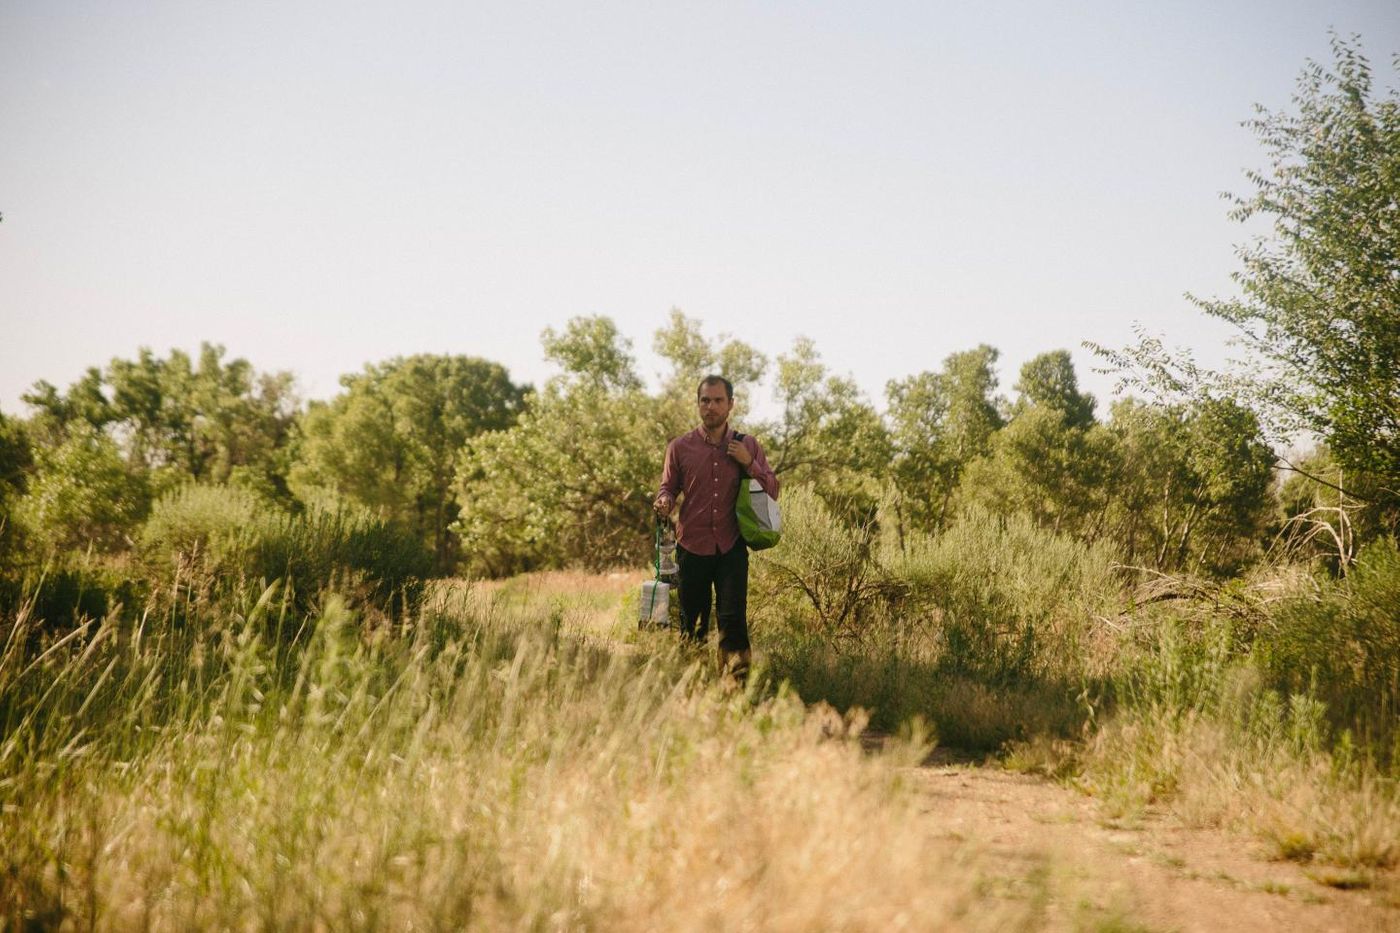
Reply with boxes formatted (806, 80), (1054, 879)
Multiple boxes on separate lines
(654, 375), (779, 684)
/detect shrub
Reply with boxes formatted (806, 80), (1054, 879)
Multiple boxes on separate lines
(755, 493), (1120, 748)
(1257, 538), (1400, 760)
(140, 484), (432, 616)
(749, 486), (899, 642)
(140, 483), (270, 578)
(2, 561), (145, 629)
(893, 506), (1121, 683)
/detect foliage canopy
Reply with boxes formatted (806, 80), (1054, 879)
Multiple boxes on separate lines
(291, 354), (526, 572)
(1096, 35), (1398, 529)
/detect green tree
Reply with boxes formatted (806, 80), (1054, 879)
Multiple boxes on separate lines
(765, 338), (888, 476)
(22, 367), (112, 442)
(650, 309), (769, 434)
(1205, 36), (1399, 485)
(22, 344), (297, 494)
(541, 315), (643, 391)
(959, 404), (1119, 542)
(14, 424), (150, 555)
(0, 412), (34, 570)
(291, 355), (526, 572)
(652, 309), (768, 396)
(0, 412), (31, 506)
(762, 337), (890, 521)
(454, 382), (670, 574)
(886, 345), (1004, 535)
(1095, 36), (1400, 533)
(955, 350), (1111, 542)
(1104, 398), (1276, 575)
(454, 318), (676, 574)
(1014, 350), (1096, 429)
(455, 316), (780, 575)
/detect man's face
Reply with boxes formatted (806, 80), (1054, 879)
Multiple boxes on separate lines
(697, 384), (733, 430)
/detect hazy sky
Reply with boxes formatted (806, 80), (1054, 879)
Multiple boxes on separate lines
(3, 1), (1398, 417)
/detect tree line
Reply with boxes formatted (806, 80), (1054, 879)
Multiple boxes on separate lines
(0, 307), (1372, 585)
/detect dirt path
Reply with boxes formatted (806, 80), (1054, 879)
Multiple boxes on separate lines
(905, 751), (1397, 931)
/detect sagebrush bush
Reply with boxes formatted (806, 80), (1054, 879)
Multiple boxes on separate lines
(140, 483), (270, 577)
(892, 506), (1122, 683)
(749, 486), (898, 641)
(3, 560), (146, 629)
(140, 484), (431, 616)
(755, 495), (1119, 747)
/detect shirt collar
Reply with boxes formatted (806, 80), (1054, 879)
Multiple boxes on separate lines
(696, 423), (731, 446)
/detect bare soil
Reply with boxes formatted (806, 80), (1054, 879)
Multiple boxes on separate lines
(903, 748), (1398, 931)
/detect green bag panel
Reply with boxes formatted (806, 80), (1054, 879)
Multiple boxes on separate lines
(731, 432), (780, 550)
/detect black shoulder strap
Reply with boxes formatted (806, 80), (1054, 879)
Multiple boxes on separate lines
(733, 432), (746, 441)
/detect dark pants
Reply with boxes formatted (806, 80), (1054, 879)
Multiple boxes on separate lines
(677, 542), (750, 653)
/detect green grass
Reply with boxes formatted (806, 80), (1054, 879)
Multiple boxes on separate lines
(1, 582), (1054, 931)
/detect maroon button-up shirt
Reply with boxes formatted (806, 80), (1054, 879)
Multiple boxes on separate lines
(656, 425), (780, 555)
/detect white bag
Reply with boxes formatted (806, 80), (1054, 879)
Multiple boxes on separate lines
(639, 580), (671, 626)
(748, 479), (781, 532)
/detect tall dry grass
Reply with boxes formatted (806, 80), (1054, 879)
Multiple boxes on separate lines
(1011, 607), (1400, 877)
(2, 583), (1048, 931)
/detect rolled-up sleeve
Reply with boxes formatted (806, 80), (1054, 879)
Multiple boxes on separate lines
(657, 440), (681, 504)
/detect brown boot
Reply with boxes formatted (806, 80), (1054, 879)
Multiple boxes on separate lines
(719, 648), (751, 690)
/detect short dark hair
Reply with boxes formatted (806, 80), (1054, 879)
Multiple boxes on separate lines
(697, 375), (733, 400)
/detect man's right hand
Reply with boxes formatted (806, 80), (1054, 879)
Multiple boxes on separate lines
(653, 495), (673, 518)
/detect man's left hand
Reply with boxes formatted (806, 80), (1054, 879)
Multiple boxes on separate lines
(727, 439), (753, 467)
